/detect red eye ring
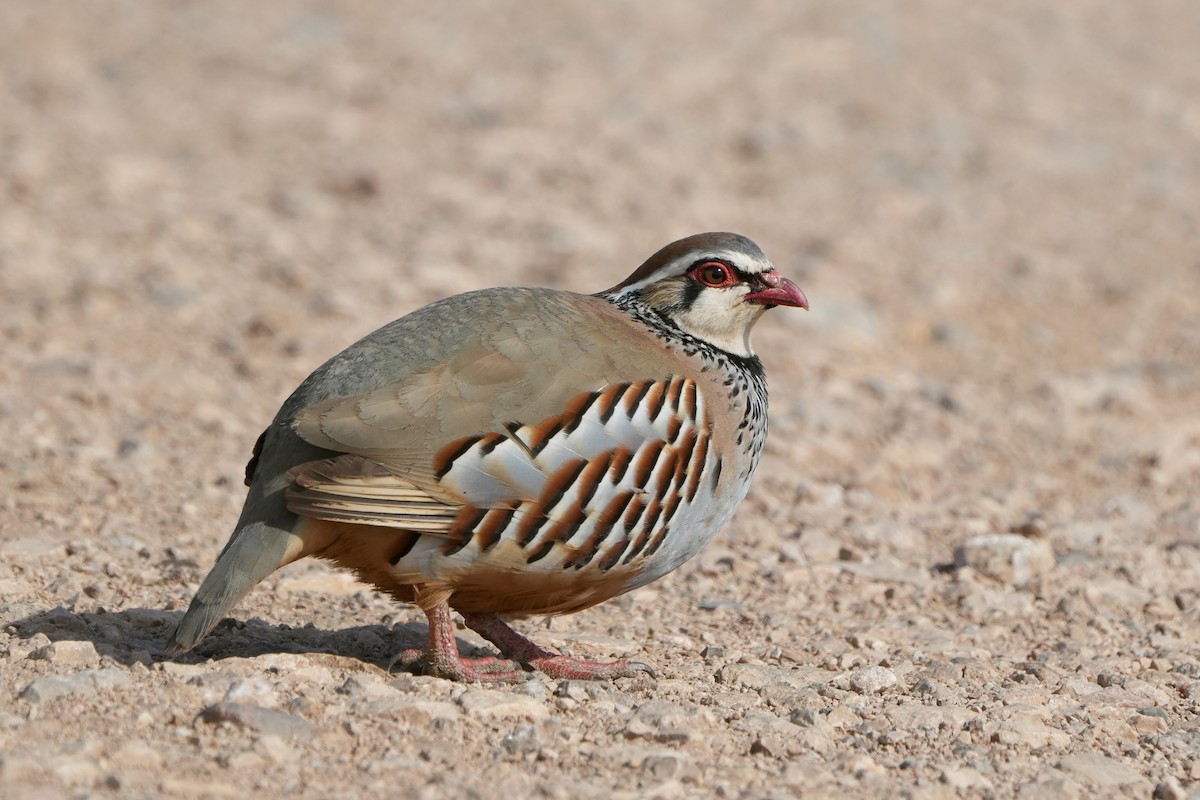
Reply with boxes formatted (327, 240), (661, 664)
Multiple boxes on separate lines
(690, 261), (737, 288)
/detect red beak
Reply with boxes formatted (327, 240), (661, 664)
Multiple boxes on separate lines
(744, 271), (809, 310)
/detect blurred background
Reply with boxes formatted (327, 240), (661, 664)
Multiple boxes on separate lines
(2, 2), (1199, 795)
(4, 1), (1197, 545)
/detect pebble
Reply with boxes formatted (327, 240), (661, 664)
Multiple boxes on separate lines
(1153, 778), (1188, 800)
(624, 700), (701, 743)
(849, 665), (898, 694)
(27, 639), (100, 666)
(224, 677), (280, 708)
(718, 663), (836, 691)
(195, 702), (315, 741)
(19, 668), (133, 703)
(789, 708), (822, 728)
(388, 699), (462, 727)
(887, 702), (977, 732)
(941, 766), (995, 791)
(1056, 753), (1151, 789)
(254, 735), (298, 765)
(588, 744), (695, 781)
(456, 689), (548, 719)
(955, 534), (1055, 586)
(1130, 708), (1170, 734)
(991, 714), (1072, 748)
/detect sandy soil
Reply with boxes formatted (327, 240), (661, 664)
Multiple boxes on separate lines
(3, 2), (1199, 798)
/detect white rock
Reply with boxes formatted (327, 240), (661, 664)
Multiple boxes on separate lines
(849, 665), (898, 694)
(955, 534), (1055, 586)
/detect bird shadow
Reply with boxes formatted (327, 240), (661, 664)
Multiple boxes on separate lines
(4, 605), (480, 673)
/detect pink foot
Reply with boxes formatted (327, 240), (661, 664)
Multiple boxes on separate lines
(392, 603), (531, 683)
(462, 613), (658, 680)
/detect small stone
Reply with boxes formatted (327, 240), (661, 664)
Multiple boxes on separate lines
(941, 766), (994, 791)
(624, 717), (656, 738)
(624, 700), (698, 743)
(254, 735), (298, 765)
(28, 640), (100, 666)
(955, 534), (1055, 586)
(643, 753), (685, 781)
(223, 677), (280, 708)
(502, 724), (539, 754)
(19, 668), (133, 703)
(789, 708), (821, 728)
(844, 753), (884, 778)
(913, 677), (953, 700)
(849, 665), (897, 694)
(555, 681), (589, 702)
(195, 702), (314, 741)
(514, 678), (548, 699)
(1130, 708), (1169, 733)
(456, 689), (548, 719)
(8, 632), (52, 660)
(991, 714), (1072, 748)
(1153, 778), (1187, 800)
(1057, 753), (1149, 789)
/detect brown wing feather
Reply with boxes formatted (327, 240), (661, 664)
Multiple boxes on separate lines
(285, 455), (460, 532)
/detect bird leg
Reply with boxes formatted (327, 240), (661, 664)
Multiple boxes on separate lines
(390, 601), (530, 682)
(461, 613), (658, 680)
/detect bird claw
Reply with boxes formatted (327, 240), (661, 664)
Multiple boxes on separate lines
(628, 661), (659, 679)
(523, 654), (659, 681)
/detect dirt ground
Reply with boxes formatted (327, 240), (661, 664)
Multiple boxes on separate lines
(3, 2), (1199, 798)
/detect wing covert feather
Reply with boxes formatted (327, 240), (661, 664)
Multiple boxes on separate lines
(292, 289), (689, 491)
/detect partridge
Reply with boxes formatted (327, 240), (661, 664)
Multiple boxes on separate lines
(165, 232), (807, 681)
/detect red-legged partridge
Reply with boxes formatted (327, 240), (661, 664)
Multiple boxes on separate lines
(166, 232), (808, 681)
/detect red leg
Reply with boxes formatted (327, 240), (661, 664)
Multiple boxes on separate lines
(462, 613), (657, 680)
(390, 601), (531, 682)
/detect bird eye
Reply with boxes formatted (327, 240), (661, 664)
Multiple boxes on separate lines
(691, 262), (735, 287)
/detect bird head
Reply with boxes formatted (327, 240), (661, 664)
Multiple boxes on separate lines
(601, 232), (808, 358)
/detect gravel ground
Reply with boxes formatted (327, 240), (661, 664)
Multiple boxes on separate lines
(3, 3), (1200, 798)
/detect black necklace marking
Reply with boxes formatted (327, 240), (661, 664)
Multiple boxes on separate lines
(605, 292), (770, 479)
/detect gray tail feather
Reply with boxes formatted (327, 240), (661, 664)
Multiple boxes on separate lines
(164, 521), (299, 656)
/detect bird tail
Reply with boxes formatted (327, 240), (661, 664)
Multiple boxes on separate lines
(163, 520), (306, 655)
